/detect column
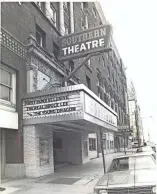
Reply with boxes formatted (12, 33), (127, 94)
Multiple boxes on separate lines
(69, 2), (74, 33)
(45, 2), (53, 21)
(59, 2), (65, 35)
(27, 70), (34, 93)
(24, 125), (54, 178)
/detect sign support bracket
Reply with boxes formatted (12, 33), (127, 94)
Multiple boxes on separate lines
(62, 47), (112, 86)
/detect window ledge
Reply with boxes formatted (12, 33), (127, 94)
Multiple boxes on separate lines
(0, 100), (16, 112)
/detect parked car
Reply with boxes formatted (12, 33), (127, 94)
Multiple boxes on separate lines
(132, 142), (139, 148)
(152, 146), (156, 153)
(94, 153), (156, 194)
(136, 146), (156, 159)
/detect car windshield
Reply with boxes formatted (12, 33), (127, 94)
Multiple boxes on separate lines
(108, 155), (156, 172)
(108, 157), (129, 172)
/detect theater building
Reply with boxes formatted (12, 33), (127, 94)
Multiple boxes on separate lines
(0, 2), (129, 178)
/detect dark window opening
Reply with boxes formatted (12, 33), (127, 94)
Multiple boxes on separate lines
(36, 25), (46, 48)
(36, 2), (45, 13)
(104, 93), (108, 104)
(86, 75), (91, 89)
(53, 42), (59, 59)
(69, 60), (74, 72)
(81, 2), (88, 10)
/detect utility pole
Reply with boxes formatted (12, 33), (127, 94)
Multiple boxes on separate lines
(123, 131), (126, 155)
(100, 128), (106, 174)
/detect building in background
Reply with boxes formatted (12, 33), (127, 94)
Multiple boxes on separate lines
(1, 2), (129, 178)
(128, 80), (144, 146)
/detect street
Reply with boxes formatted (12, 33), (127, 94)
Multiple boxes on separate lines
(1, 152), (126, 194)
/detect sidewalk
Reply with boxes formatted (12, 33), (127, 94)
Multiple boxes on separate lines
(0, 152), (129, 194)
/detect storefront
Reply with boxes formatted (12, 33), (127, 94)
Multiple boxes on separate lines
(0, 109), (18, 178)
(22, 84), (117, 177)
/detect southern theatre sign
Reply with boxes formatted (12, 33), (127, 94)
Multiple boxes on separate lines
(58, 25), (111, 61)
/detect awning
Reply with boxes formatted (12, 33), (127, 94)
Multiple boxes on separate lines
(22, 84), (118, 133)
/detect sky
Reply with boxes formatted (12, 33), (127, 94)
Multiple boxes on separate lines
(100, 0), (157, 143)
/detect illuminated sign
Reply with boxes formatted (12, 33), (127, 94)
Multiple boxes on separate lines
(22, 85), (117, 131)
(84, 93), (117, 126)
(23, 92), (81, 119)
(58, 25), (111, 61)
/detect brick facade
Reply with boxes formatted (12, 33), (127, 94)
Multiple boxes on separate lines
(1, 2), (129, 178)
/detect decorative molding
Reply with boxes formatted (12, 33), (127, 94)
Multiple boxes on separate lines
(33, 67), (38, 91)
(1, 27), (27, 59)
(26, 62), (36, 71)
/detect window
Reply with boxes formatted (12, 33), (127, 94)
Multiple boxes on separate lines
(53, 42), (59, 59)
(36, 2), (45, 13)
(115, 103), (118, 113)
(36, 25), (46, 48)
(50, 3), (57, 26)
(92, 7), (97, 18)
(0, 65), (16, 105)
(108, 157), (129, 172)
(81, 15), (88, 29)
(104, 93), (108, 104)
(86, 75), (91, 89)
(81, 2), (88, 10)
(69, 60), (74, 72)
(111, 100), (114, 110)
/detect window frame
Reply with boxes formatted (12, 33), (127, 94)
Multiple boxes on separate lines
(92, 6), (97, 18)
(81, 15), (88, 30)
(69, 60), (74, 72)
(50, 3), (57, 26)
(36, 2), (45, 13)
(53, 41), (59, 59)
(36, 25), (46, 48)
(0, 64), (16, 107)
(81, 2), (88, 10)
(86, 75), (91, 90)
